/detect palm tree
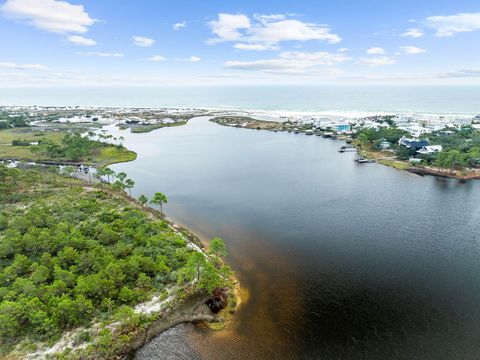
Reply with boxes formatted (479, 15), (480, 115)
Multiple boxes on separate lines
(138, 194), (148, 208)
(94, 168), (106, 188)
(125, 178), (135, 196)
(102, 167), (115, 186)
(150, 192), (168, 215)
(112, 180), (125, 197)
(116, 172), (127, 182)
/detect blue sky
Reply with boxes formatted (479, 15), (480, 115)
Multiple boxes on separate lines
(0, 0), (479, 86)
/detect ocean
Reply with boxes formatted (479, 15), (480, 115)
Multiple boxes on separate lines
(0, 85), (479, 116)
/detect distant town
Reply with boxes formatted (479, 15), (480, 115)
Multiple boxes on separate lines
(2, 106), (480, 179)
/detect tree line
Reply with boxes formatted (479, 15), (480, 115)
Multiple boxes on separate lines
(0, 166), (232, 352)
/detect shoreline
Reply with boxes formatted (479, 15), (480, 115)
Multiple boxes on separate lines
(0, 153), (137, 168)
(210, 116), (480, 181)
(354, 143), (480, 180)
(2, 162), (239, 359)
(2, 103), (478, 119)
(92, 187), (242, 357)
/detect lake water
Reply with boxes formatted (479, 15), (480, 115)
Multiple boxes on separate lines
(109, 117), (480, 360)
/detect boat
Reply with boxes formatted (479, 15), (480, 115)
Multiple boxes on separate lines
(338, 146), (356, 153)
(305, 129), (314, 135)
(354, 155), (373, 163)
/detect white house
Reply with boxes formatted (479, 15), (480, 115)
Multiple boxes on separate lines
(397, 123), (431, 137)
(417, 145), (443, 155)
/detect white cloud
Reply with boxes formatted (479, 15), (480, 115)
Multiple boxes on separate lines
(254, 14), (287, 24)
(337, 48), (349, 53)
(208, 13), (251, 42)
(173, 21), (186, 30)
(426, 12), (480, 37)
(78, 52), (124, 57)
(177, 56), (201, 62)
(401, 28), (424, 38)
(281, 51), (348, 63)
(250, 19), (341, 44)
(132, 36), (155, 47)
(208, 13), (341, 46)
(0, 62), (47, 70)
(234, 43), (278, 51)
(224, 51), (349, 74)
(147, 55), (167, 61)
(358, 56), (396, 66)
(67, 35), (96, 46)
(0, 0), (95, 34)
(400, 46), (426, 54)
(366, 47), (386, 55)
(435, 68), (480, 78)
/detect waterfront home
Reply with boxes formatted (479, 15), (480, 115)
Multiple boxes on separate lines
(417, 145), (443, 155)
(398, 136), (429, 150)
(335, 123), (351, 133)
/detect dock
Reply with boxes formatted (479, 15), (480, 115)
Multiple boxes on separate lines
(354, 155), (375, 163)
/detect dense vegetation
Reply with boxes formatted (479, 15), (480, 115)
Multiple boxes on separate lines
(0, 166), (232, 356)
(355, 125), (480, 171)
(30, 132), (123, 162)
(0, 112), (29, 129)
(0, 128), (136, 166)
(118, 120), (188, 133)
(356, 127), (408, 149)
(429, 127), (480, 170)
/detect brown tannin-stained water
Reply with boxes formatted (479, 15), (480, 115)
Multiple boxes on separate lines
(109, 117), (480, 360)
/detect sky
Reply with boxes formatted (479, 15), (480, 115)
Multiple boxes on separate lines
(0, 0), (480, 86)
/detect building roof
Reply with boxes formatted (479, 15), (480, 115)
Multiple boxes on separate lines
(417, 145), (443, 155)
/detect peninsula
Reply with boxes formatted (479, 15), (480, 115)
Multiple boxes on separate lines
(0, 108), (238, 359)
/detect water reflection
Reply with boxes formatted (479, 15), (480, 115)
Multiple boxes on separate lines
(109, 118), (480, 360)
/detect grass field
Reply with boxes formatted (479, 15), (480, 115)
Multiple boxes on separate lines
(0, 128), (136, 166)
(0, 128), (63, 160)
(95, 146), (137, 166)
(0, 128), (64, 144)
(378, 159), (411, 170)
